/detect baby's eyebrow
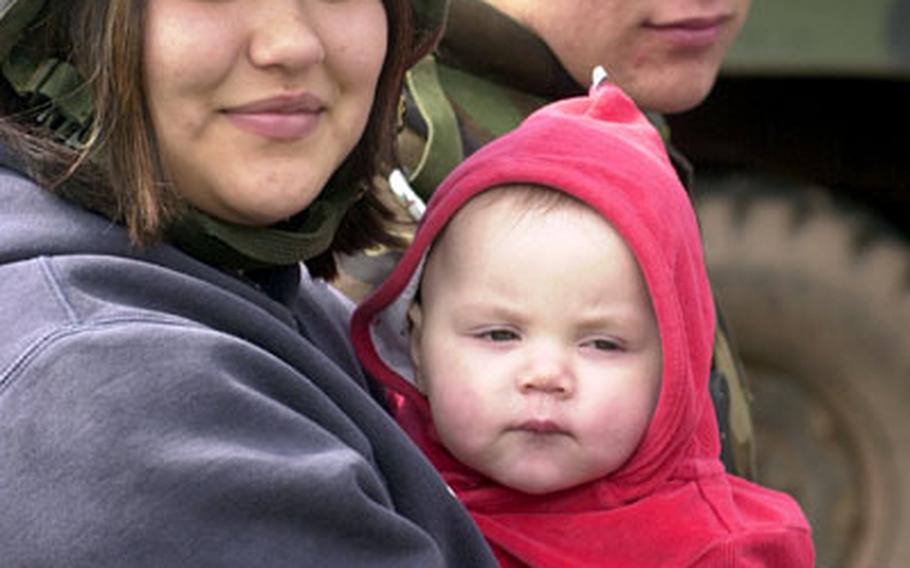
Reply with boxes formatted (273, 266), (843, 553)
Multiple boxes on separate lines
(455, 301), (527, 323)
(573, 307), (641, 330)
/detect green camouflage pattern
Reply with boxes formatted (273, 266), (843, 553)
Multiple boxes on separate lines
(404, 56), (465, 199)
(0, 0), (94, 148)
(724, 0), (910, 78)
(3, 47), (92, 146)
(409, 0), (451, 63)
(0, 0), (45, 62)
(435, 64), (545, 142)
(402, 61), (549, 199)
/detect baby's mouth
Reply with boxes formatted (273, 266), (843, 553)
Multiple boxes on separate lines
(513, 419), (568, 435)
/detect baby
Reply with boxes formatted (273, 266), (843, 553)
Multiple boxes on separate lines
(352, 80), (814, 567)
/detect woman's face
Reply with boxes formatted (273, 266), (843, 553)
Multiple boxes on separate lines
(143, 0), (388, 226)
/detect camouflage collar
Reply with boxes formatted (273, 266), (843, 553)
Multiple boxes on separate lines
(408, 0), (451, 64)
(437, 0), (580, 100)
(166, 179), (366, 272)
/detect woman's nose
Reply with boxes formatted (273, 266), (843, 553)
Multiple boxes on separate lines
(247, 8), (326, 72)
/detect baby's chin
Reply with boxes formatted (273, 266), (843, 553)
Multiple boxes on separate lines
(491, 467), (615, 496)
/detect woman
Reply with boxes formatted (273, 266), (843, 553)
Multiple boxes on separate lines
(0, 1), (496, 565)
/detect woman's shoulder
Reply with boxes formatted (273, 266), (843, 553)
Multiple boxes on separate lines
(0, 254), (496, 567)
(0, 305), (460, 566)
(0, 253), (347, 385)
(0, 161), (136, 264)
(0, 254), (254, 400)
(0, 256), (381, 532)
(0, 169), (368, 405)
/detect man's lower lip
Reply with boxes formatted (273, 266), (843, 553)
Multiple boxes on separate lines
(225, 112), (320, 140)
(646, 23), (724, 49)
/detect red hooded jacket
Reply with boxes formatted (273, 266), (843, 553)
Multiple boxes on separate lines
(352, 81), (814, 567)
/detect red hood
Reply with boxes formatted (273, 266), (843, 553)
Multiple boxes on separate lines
(352, 81), (812, 567)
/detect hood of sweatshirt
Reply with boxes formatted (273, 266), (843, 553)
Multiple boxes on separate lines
(352, 81), (812, 567)
(355, 78), (718, 493)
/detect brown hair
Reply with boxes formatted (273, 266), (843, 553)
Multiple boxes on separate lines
(0, 0), (420, 279)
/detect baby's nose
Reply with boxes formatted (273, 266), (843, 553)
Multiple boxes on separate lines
(518, 358), (573, 397)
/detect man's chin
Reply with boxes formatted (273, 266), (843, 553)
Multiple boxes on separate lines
(629, 74), (719, 115)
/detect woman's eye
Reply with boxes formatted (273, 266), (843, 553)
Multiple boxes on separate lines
(478, 329), (519, 342)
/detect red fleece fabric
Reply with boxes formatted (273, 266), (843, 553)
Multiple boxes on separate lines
(352, 82), (814, 567)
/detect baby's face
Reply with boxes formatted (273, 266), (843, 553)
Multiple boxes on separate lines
(409, 190), (662, 494)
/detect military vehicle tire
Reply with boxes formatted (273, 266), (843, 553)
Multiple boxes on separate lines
(693, 173), (910, 568)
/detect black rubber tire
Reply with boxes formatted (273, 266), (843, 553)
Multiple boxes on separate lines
(694, 173), (910, 568)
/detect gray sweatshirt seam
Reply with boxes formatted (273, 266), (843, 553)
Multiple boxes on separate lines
(38, 256), (80, 324)
(0, 316), (201, 396)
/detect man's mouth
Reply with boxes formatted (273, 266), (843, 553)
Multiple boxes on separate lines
(643, 15), (732, 49)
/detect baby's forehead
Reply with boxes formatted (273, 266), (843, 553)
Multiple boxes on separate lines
(438, 184), (596, 243)
(427, 183), (619, 266)
(459, 183), (590, 217)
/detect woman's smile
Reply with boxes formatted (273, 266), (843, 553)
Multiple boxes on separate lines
(223, 93), (325, 141)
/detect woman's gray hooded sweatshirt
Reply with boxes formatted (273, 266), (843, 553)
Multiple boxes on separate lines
(0, 160), (496, 567)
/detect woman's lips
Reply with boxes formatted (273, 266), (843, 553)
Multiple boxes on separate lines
(644, 15), (731, 49)
(223, 94), (324, 141)
(226, 112), (320, 140)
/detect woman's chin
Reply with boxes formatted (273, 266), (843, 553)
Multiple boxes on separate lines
(215, 182), (326, 226)
(195, 196), (314, 227)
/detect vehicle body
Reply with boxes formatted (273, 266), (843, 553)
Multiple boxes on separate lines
(667, 1), (910, 566)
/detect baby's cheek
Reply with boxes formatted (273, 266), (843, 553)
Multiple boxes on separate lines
(430, 392), (481, 430)
(428, 385), (494, 445)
